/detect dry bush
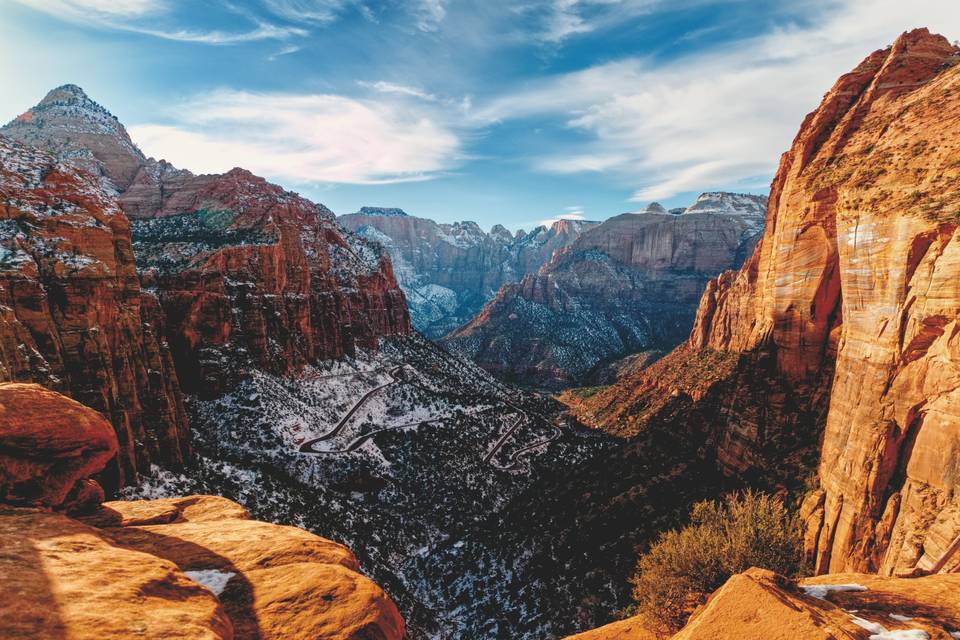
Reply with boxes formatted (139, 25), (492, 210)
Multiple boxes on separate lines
(629, 490), (802, 636)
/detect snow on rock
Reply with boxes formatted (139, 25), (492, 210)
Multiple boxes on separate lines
(184, 569), (236, 596)
(801, 583), (869, 599)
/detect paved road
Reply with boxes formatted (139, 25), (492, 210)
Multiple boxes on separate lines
(297, 362), (562, 468)
(298, 365), (406, 453)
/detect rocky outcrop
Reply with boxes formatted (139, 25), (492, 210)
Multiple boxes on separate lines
(0, 385), (405, 640)
(0, 383), (116, 511)
(339, 208), (596, 338)
(3, 84), (145, 191)
(446, 194), (765, 389)
(565, 29), (960, 575)
(0, 137), (189, 489)
(568, 568), (960, 639)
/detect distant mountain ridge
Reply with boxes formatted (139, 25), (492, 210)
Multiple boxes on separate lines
(339, 209), (600, 337)
(444, 193), (767, 388)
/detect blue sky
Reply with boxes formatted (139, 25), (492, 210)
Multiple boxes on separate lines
(2, 0), (959, 230)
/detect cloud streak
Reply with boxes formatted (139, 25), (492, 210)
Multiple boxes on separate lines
(11, 0), (306, 44)
(480, 0), (960, 201)
(129, 89), (462, 185)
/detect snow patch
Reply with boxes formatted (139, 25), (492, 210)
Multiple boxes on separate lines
(184, 569), (235, 596)
(801, 583), (868, 599)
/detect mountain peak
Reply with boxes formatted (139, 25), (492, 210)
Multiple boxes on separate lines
(1, 84), (145, 190)
(38, 83), (91, 106)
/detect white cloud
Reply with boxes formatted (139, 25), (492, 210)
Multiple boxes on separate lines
(359, 81), (437, 101)
(11, 0), (306, 44)
(267, 45), (302, 60)
(415, 0), (447, 32)
(480, 0), (960, 200)
(129, 89), (462, 185)
(539, 206), (587, 227)
(262, 0), (351, 23)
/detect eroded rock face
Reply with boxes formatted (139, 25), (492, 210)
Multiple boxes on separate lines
(339, 209), (596, 338)
(127, 169), (411, 395)
(565, 29), (960, 576)
(1, 84), (411, 471)
(0, 383), (117, 511)
(0, 137), (190, 489)
(447, 196), (765, 389)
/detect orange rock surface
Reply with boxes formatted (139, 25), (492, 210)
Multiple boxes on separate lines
(0, 387), (406, 640)
(0, 383), (117, 510)
(565, 29), (960, 575)
(568, 569), (960, 639)
(87, 496), (406, 640)
(0, 506), (233, 640)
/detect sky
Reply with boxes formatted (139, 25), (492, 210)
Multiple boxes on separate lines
(1, 1), (959, 231)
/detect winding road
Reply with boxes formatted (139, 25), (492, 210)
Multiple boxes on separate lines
(298, 365), (407, 453)
(297, 362), (562, 469)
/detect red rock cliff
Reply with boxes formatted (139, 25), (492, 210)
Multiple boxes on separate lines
(566, 29), (960, 576)
(128, 168), (411, 395)
(0, 137), (189, 489)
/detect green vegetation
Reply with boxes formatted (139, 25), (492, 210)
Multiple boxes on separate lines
(629, 490), (803, 636)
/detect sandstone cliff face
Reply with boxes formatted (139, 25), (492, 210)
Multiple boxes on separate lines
(339, 208), (595, 338)
(0, 384), (406, 640)
(128, 170), (411, 396)
(446, 195), (765, 389)
(0, 137), (189, 489)
(566, 29), (960, 576)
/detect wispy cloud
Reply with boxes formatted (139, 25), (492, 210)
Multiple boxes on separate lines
(414, 0), (447, 32)
(11, 0), (306, 44)
(267, 45), (302, 60)
(129, 89), (462, 185)
(358, 81), (437, 101)
(261, 0), (352, 24)
(481, 0), (960, 200)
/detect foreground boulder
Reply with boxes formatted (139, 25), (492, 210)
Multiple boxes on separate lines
(568, 568), (960, 639)
(0, 383), (116, 511)
(0, 386), (405, 639)
(84, 496), (406, 640)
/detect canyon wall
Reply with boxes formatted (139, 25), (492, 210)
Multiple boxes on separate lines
(0, 85), (411, 483)
(0, 136), (189, 489)
(566, 29), (960, 576)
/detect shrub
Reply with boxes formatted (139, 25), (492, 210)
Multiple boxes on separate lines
(629, 490), (802, 636)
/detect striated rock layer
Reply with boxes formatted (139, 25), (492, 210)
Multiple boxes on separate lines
(0, 137), (189, 489)
(339, 208), (596, 338)
(128, 169), (411, 396)
(566, 29), (960, 576)
(447, 193), (766, 389)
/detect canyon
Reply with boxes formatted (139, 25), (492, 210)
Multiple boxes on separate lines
(2, 25), (960, 640)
